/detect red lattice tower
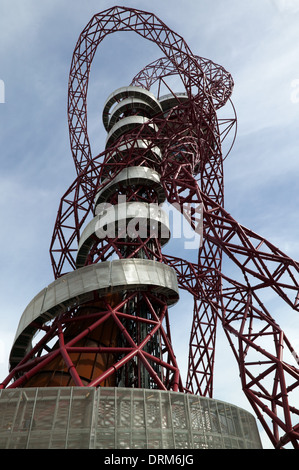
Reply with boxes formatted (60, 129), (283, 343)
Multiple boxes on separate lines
(2, 6), (299, 449)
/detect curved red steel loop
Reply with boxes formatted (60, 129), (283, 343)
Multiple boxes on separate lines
(131, 54), (234, 108)
(68, 5), (215, 176)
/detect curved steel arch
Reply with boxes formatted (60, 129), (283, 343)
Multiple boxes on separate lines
(68, 5), (214, 176)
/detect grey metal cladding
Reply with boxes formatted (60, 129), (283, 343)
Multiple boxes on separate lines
(106, 116), (159, 147)
(102, 86), (162, 131)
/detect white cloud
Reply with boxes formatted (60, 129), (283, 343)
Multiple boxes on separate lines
(270, 0), (299, 13)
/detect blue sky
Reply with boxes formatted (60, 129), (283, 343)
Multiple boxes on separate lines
(1, 0), (299, 447)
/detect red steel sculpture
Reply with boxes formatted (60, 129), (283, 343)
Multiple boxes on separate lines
(2, 6), (299, 449)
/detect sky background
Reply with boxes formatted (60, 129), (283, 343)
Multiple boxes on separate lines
(1, 0), (299, 448)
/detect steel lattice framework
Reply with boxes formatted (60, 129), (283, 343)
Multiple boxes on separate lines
(2, 6), (299, 449)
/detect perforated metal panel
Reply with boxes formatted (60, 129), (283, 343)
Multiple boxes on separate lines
(0, 387), (262, 449)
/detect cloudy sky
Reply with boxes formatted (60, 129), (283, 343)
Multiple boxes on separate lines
(1, 0), (299, 448)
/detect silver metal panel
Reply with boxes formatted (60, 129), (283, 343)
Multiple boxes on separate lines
(111, 138), (162, 158)
(14, 288), (47, 340)
(107, 97), (161, 131)
(159, 92), (188, 112)
(10, 260), (179, 367)
(68, 270), (85, 298)
(103, 86), (162, 131)
(84, 264), (108, 293)
(101, 140), (162, 176)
